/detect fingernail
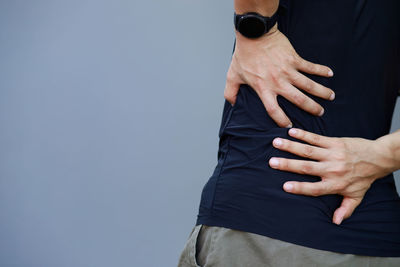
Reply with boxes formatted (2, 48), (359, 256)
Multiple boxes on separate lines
(334, 209), (345, 225)
(335, 216), (343, 225)
(318, 109), (324, 116)
(273, 138), (282, 146)
(286, 123), (293, 128)
(288, 128), (297, 135)
(329, 92), (335, 100)
(269, 158), (279, 168)
(284, 182), (293, 191)
(328, 70), (334, 77)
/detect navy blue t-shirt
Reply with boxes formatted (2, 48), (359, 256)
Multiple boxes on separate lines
(196, 0), (400, 257)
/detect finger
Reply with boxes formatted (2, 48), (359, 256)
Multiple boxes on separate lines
(295, 57), (334, 78)
(288, 128), (336, 148)
(272, 137), (329, 160)
(224, 70), (240, 106)
(279, 84), (325, 116)
(282, 180), (336, 196)
(332, 197), (362, 225)
(269, 157), (325, 176)
(290, 71), (335, 101)
(257, 89), (293, 128)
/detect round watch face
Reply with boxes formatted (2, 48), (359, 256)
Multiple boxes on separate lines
(238, 15), (266, 38)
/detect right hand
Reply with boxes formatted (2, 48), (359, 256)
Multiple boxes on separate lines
(224, 23), (335, 128)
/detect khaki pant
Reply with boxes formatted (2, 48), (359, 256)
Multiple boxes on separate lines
(177, 224), (400, 267)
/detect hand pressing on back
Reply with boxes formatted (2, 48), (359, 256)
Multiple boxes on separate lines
(224, 24), (335, 128)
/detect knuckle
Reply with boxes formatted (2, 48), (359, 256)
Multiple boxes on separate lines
(333, 151), (346, 161)
(279, 65), (290, 75)
(303, 145), (314, 158)
(292, 93), (306, 105)
(281, 159), (289, 169)
(331, 163), (347, 176)
(313, 63), (323, 72)
(224, 91), (235, 103)
(296, 128), (305, 138)
(305, 81), (314, 91)
(300, 163), (313, 174)
(314, 65), (323, 73)
(223, 90), (231, 100)
(279, 158), (288, 169)
(290, 74), (300, 85)
(332, 138), (346, 149)
(283, 139), (291, 150)
(333, 182), (346, 192)
(253, 77), (265, 90)
(269, 70), (280, 84)
(266, 104), (278, 115)
(312, 134), (321, 144)
(226, 70), (235, 81)
(310, 187), (322, 196)
(300, 59), (309, 69)
(288, 54), (298, 65)
(307, 62), (317, 72)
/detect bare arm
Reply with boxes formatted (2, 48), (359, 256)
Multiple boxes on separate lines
(376, 129), (400, 172)
(235, 0), (279, 16)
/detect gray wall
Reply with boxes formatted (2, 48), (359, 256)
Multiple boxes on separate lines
(0, 1), (398, 266)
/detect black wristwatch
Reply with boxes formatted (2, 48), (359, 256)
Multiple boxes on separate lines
(234, 10), (278, 39)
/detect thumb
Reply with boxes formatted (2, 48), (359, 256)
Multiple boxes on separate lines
(224, 72), (240, 107)
(332, 197), (361, 225)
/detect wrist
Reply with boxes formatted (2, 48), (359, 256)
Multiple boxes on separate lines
(374, 135), (400, 174)
(235, 22), (278, 43)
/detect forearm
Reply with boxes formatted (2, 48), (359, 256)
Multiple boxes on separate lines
(375, 129), (400, 172)
(234, 0), (279, 16)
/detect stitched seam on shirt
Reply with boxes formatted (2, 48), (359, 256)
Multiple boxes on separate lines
(210, 107), (235, 216)
(210, 134), (232, 218)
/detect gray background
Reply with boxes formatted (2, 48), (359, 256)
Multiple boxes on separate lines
(0, 1), (399, 266)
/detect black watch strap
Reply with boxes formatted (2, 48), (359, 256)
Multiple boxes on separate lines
(234, 10), (279, 38)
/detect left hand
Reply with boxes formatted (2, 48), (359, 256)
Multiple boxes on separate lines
(268, 128), (395, 225)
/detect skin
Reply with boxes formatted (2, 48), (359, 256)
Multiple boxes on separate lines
(232, 0), (400, 225)
(228, 0), (335, 128)
(235, 0), (280, 17)
(268, 128), (400, 225)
